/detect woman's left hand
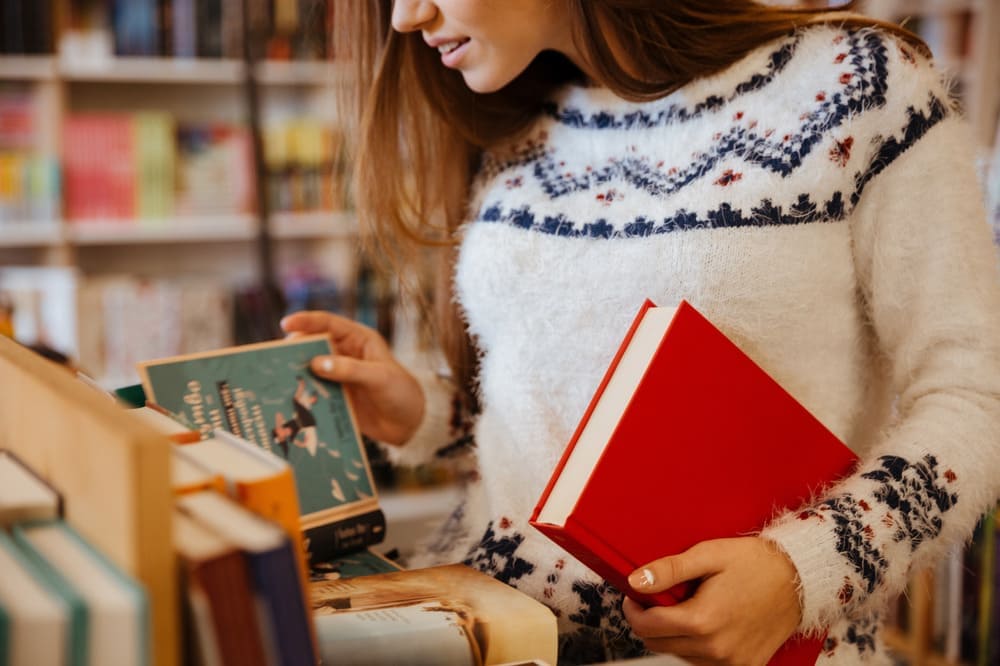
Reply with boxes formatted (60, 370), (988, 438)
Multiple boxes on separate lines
(621, 536), (802, 666)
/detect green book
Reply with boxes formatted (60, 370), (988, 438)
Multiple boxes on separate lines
(0, 528), (86, 666)
(12, 520), (149, 666)
(137, 334), (386, 562)
(311, 548), (403, 583)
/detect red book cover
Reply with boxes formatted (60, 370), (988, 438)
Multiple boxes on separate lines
(530, 300), (858, 665)
(64, 115), (135, 221)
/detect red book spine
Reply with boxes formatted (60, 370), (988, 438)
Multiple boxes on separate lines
(532, 517), (683, 608)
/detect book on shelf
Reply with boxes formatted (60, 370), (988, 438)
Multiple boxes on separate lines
(170, 429), (308, 576)
(176, 489), (315, 666)
(169, 425), (400, 581)
(136, 334), (387, 565)
(311, 563), (558, 666)
(173, 509), (268, 666)
(0, 449), (62, 525)
(0, 529), (75, 666)
(169, 446), (226, 496)
(127, 404), (202, 444)
(0, 332), (177, 666)
(530, 299), (859, 666)
(11, 519), (150, 666)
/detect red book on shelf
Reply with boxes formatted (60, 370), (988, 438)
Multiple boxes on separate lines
(63, 115), (136, 221)
(530, 299), (859, 666)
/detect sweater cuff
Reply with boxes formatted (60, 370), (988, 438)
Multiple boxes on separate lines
(378, 369), (467, 469)
(760, 510), (853, 635)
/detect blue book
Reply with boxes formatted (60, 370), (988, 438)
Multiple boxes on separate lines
(172, 0), (197, 58)
(12, 521), (149, 666)
(111, 0), (159, 56)
(177, 490), (317, 666)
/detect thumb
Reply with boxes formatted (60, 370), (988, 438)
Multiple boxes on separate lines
(310, 354), (386, 388)
(627, 541), (725, 594)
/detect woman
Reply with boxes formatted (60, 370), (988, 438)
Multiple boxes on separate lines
(282, 2), (1000, 663)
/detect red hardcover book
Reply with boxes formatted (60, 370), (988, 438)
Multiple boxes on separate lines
(529, 300), (859, 666)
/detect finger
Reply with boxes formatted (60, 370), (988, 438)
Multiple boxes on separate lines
(280, 310), (371, 340)
(310, 355), (389, 388)
(623, 596), (714, 639)
(628, 540), (728, 595)
(642, 636), (727, 664)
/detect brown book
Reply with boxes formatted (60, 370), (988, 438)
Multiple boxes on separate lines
(174, 510), (269, 666)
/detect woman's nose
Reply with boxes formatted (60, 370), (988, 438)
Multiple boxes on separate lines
(391, 0), (437, 33)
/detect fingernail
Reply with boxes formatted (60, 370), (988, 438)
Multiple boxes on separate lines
(629, 568), (655, 590)
(312, 356), (334, 373)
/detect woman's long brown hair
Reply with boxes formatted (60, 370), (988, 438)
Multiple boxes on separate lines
(334, 1), (923, 408)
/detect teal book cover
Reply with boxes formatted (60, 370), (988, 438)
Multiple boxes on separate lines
(137, 335), (384, 558)
(311, 548), (403, 583)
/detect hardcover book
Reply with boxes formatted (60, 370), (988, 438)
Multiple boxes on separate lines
(12, 520), (149, 666)
(311, 564), (558, 666)
(137, 334), (385, 564)
(176, 490), (315, 666)
(0, 530), (74, 666)
(530, 300), (859, 666)
(173, 510), (269, 666)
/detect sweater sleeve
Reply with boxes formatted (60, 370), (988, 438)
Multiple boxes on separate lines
(378, 366), (477, 469)
(760, 43), (1000, 634)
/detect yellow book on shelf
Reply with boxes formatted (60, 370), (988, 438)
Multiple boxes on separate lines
(169, 446), (225, 496)
(172, 430), (316, 658)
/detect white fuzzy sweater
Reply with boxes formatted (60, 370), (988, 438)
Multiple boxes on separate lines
(388, 25), (1000, 665)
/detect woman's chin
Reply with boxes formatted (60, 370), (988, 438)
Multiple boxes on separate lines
(459, 68), (518, 95)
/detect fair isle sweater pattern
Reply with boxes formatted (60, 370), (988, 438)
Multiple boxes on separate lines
(396, 24), (1000, 666)
(478, 31), (947, 237)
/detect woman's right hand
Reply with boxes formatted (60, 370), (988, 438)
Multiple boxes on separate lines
(280, 310), (425, 446)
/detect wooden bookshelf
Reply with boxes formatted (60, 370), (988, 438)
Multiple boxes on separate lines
(0, 335), (178, 665)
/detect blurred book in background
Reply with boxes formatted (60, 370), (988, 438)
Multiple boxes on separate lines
(0, 86), (60, 226)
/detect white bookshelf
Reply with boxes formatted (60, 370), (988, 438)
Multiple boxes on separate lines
(0, 55), (347, 87)
(64, 58), (346, 87)
(67, 215), (258, 244)
(0, 55), (58, 80)
(0, 222), (64, 247)
(0, 212), (356, 248)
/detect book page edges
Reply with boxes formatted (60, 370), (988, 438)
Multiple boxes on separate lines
(530, 514), (682, 608)
(530, 299), (658, 525)
(534, 302), (679, 525)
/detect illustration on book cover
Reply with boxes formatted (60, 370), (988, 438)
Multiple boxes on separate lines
(140, 337), (375, 517)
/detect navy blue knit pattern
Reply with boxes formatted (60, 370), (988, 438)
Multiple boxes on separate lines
(474, 30), (950, 239)
(544, 36), (801, 130)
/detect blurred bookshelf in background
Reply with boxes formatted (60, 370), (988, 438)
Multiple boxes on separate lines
(0, 0), (450, 500)
(0, 0), (379, 391)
